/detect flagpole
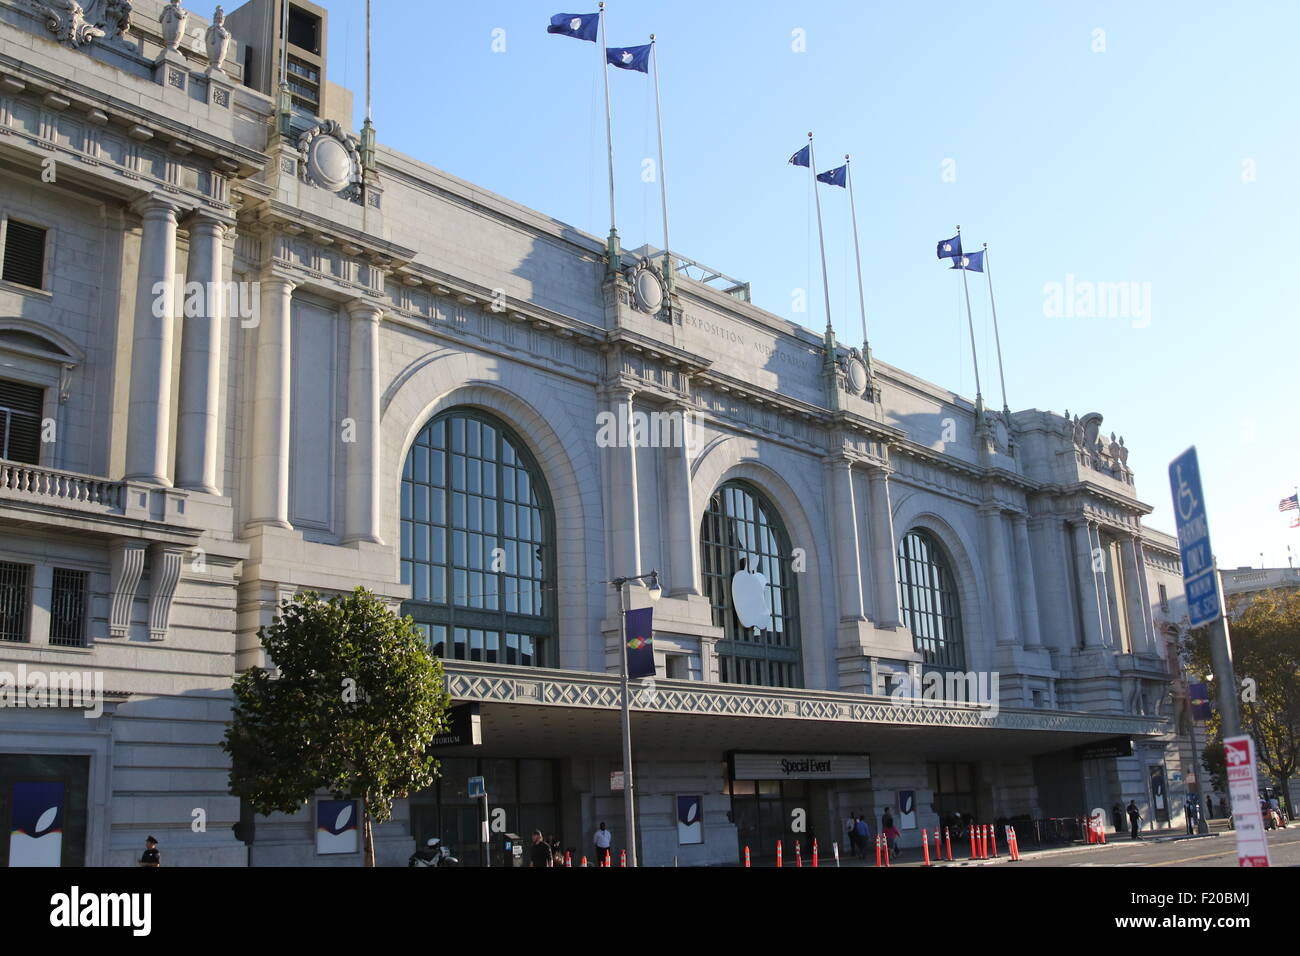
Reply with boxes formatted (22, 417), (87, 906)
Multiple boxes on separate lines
(650, 36), (672, 292)
(598, 3), (620, 273)
(957, 225), (984, 409)
(983, 242), (1008, 416)
(808, 133), (834, 338)
(845, 155), (872, 376)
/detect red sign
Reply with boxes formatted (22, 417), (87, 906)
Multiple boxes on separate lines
(1224, 735), (1271, 868)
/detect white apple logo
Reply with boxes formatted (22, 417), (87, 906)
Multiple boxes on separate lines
(731, 559), (769, 632)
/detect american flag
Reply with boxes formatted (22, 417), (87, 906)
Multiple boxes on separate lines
(1280, 494), (1299, 513)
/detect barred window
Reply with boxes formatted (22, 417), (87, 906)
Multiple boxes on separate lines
(50, 569), (87, 647)
(400, 411), (555, 667)
(0, 378), (43, 464)
(700, 481), (802, 688)
(0, 561), (32, 643)
(897, 530), (966, 671)
(2, 219), (46, 290)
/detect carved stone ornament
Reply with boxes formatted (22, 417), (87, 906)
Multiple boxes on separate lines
(33, 0), (105, 46)
(629, 260), (665, 314)
(840, 348), (868, 396)
(297, 120), (362, 197)
(159, 0), (187, 52)
(205, 5), (231, 74)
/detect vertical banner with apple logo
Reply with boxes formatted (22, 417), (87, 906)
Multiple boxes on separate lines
(625, 607), (656, 679)
(316, 799), (359, 855)
(9, 781), (64, 867)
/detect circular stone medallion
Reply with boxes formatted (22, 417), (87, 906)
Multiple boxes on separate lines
(309, 136), (354, 192)
(634, 267), (665, 313)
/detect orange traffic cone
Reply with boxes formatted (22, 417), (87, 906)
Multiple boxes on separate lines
(795, 840), (802, 868)
(944, 826), (953, 861)
(813, 838), (819, 868)
(620, 849), (626, 867)
(776, 839), (783, 868)
(744, 845), (751, 867)
(565, 850), (572, 867)
(922, 828), (932, 866)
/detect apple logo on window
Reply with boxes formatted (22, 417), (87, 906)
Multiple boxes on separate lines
(731, 558), (769, 633)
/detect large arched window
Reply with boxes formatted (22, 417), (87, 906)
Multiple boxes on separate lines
(700, 481), (802, 688)
(896, 529), (966, 670)
(400, 410), (556, 667)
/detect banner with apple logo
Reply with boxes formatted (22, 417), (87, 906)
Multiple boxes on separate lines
(625, 607), (655, 679)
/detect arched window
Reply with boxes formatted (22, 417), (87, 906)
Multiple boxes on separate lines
(700, 481), (802, 688)
(897, 530), (966, 670)
(400, 410), (555, 667)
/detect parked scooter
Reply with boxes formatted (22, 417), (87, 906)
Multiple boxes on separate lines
(409, 837), (459, 867)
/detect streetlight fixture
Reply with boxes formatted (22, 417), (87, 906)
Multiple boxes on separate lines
(609, 569), (660, 867)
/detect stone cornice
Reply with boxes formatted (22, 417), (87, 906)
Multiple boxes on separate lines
(0, 53), (264, 176)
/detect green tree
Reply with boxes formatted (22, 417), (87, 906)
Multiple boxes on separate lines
(1187, 589), (1300, 818)
(221, 587), (450, 865)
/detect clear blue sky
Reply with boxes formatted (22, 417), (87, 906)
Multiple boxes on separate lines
(208, 0), (1298, 570)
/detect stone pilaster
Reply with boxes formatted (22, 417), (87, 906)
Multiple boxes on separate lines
(343, 299), (383, 544)
(866, 468), (900, 628)
(1011, 512), (1043, 648)
(245, 275), (296, 529)
(175, 213), (227, 493)
(828, 456), (865, 622)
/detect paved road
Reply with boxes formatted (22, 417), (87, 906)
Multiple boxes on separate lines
(1008, 826), (1300, 867)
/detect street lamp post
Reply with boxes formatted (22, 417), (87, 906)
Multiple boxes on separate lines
(609, 569), (661, 868)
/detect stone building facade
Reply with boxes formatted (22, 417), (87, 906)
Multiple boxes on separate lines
(0, 0), (1194, 866)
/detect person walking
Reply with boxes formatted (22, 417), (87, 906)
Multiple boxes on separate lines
(882, 809), (900, 857)
(1111, 802), (1124, 834)
(846, 813), (860, 859)
(854, 813), (871, 858)
(1126, 800), (1143, 840)
(593, 821), (612, 866)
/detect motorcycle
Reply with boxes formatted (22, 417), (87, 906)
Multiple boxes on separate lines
(409, 838), (459, 867)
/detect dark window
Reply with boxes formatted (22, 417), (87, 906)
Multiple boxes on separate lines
(50, 569), (87, 647)
(2, 220), (46, 290)
(287, 6), (321, 54)
(700, 481), (802, 688)
(0, 561), (32, 643)
(400, 410), (555, 667)
(897, 530), (966, 671)
(1158, 583), (1169, 612)
(0, 379), (43, 464)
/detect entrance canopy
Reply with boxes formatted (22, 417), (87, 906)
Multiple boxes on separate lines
(439, 661), (1169, 761)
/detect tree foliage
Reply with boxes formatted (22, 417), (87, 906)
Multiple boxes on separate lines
(1187, 589), (1300, 813)
(221, 588), (450, 864)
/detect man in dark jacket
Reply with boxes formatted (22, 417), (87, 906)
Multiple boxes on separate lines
(1126, 800), (1143, 840)
(529, 829), (552, 867)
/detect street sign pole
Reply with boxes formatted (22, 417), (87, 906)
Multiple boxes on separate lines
(1207, 572), (1242, 740)
(1168, 447), (1240, 738)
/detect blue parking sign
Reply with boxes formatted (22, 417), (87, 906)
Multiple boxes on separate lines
(1168, 447), (1221, 628)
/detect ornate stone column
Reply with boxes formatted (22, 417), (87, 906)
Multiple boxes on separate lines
(344, 299), (383, 544)
(1071, 519), (1105, 647)
(1011, 512), (1043, 647)
(663, 401), (699, 596)
(828, 456), (865, 621)
(981, 505), (1019, 645)
(175, 213), (226, 493)
(125, 198), (181, 485)
(246, 275), (296, 529)
(866, 468), (900, 628)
